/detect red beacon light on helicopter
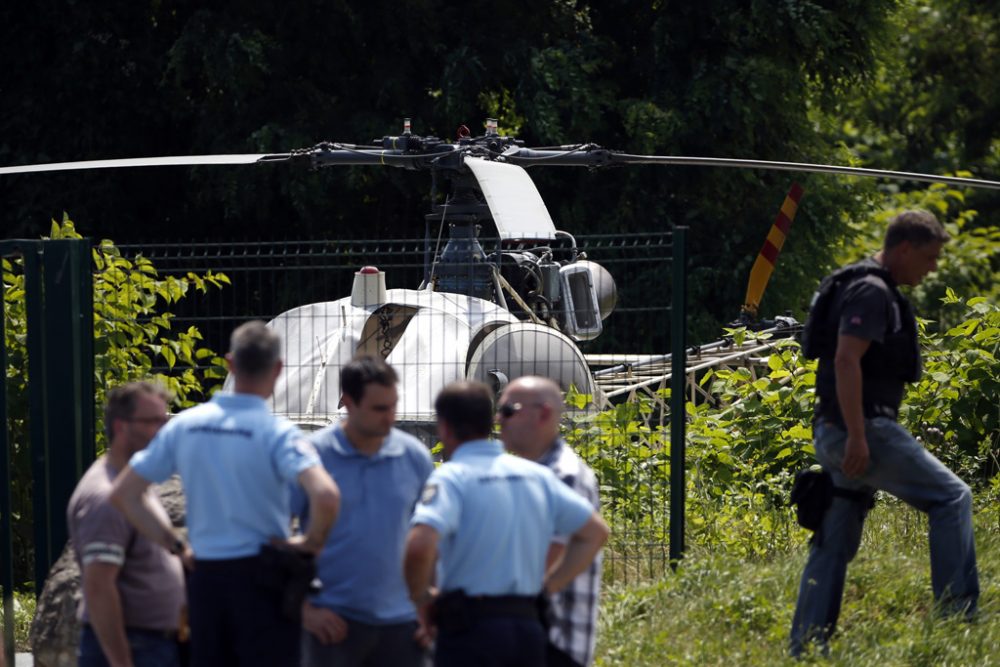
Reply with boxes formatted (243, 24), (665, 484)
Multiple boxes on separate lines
(351, 266), (386, 307)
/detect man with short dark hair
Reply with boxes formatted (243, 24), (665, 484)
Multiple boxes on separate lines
(295, 356), (433, 667)
(68, 381), (184, 667)
(111, 321), (341, 667)
(499, 376), (602, 667)
(404, 381), (609, 667)
(789, 210), (979, 656)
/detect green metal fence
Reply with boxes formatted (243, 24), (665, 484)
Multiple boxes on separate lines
(0, 228), (686, 659)
(117, 231), (688, 581)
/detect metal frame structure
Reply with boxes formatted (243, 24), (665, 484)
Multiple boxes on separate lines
(589, 323), (802, 406)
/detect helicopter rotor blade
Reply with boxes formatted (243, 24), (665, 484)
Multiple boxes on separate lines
(0, 153), (295, 176)
(505, 148), (1000, 191)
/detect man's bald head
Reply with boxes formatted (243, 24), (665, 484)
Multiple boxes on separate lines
(497, 376), (564, 460)
(507, 377), (563, 411)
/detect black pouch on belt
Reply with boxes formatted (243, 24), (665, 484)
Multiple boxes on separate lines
(256, 542), (319, 622)
(535, 593), (552, 632)
(432, 590), (473, 633)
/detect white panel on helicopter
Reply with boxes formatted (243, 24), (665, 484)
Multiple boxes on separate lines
(465, 157), (557, 241)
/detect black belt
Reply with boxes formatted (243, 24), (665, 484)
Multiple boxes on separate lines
(192, 554), (260, 573)
(84, 623), (178, 641)
(816, 398), (899, 423)
(433, 591), (541, 632)
(464, 594), (539, 619)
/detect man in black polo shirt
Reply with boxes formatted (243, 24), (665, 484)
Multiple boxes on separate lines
(789, 210), (979, 657)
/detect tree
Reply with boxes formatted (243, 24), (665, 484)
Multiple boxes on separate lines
(0, 0), (899, 341)
(829, 0), (1000, 221)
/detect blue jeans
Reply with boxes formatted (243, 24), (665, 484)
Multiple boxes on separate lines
(300, 617), (424, 667)
(78, 624), (180, 667)
(789, 417), (980, 656)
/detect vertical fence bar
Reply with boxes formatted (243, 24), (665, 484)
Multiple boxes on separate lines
(669, 226), (687, 566)
(77, 240), (95, 466)
(40, 240), (95, 582)
(22, 246), (52, 592)
(0, 245), (16, 667)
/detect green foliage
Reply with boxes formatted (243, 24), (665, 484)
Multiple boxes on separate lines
(835, 183), (1000, 330)
(2, 218), (228, 585)
(683, 336), (816, 558)
(567, 336), (815, 561)
(0, 0), (904, 344)
(830, 1), (1000, 182)
(568, 398), (669, 533)
(904, 294), (1000, 479)
(45, 219), (230, 429)
(569, 296), (1000, 563)
(0, 590), (35, 652)
(828, 0), (1000, 234)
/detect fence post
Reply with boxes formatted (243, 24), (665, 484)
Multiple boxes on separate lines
(669, 226), (687, 566)
(22, 245), (50, 591)
(23, 239), (96, 592)
(0, 245), (15, 667)
(42, 240), (95, 555)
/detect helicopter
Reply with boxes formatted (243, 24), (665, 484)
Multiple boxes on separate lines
(3, 118), (1000, 441)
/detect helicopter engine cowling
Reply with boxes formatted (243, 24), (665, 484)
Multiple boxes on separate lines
(465, 322), (606, 408)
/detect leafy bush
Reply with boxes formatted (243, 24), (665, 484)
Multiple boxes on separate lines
(905, 292), (1000, 479)
(2, 218), (229, 585)
(568, 297), (1000, 564)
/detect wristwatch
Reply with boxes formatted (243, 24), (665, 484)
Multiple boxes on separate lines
(168, 537), (186, 556)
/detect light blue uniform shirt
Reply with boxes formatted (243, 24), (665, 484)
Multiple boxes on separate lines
(410, 439), (594, 596)
(291, 424), (433, 624)
(130, 393), (320, 560)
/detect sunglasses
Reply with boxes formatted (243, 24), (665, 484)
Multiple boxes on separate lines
(497, 401), (545, 418)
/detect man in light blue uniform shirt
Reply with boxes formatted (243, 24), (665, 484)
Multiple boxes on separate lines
(293, 356), (434, 667)
(404, 381), (609, 667)
(112, 321), (341, 667)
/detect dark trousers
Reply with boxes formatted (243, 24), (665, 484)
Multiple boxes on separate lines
(78, 624), (180, 667)
(188, 556), (299, 667)
(546, 643), (584, 667)
(434, 616), (546, 667)
(301, 617), (424, 667)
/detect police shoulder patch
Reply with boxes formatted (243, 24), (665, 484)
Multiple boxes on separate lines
(420, 483), (438, 505)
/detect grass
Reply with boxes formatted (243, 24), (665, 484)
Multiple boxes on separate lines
(0, 590), (35, 652)
(596, 498), (1000, 666)
(2, 496), (996, 663)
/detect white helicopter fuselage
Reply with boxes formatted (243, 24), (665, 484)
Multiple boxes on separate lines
(256, 285), (602, 442)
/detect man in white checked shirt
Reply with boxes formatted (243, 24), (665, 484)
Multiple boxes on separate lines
(497, 377), (602, 667)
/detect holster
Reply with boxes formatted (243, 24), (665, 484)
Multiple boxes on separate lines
(431, 590), (473, 633)
(255, 543), (319, 622)
(535, 593), (552, 632)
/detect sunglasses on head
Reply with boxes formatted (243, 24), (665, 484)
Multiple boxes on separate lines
(497, 401), (545, 418)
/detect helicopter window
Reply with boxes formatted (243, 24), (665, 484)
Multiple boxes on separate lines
(565, 271), (598, 330)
